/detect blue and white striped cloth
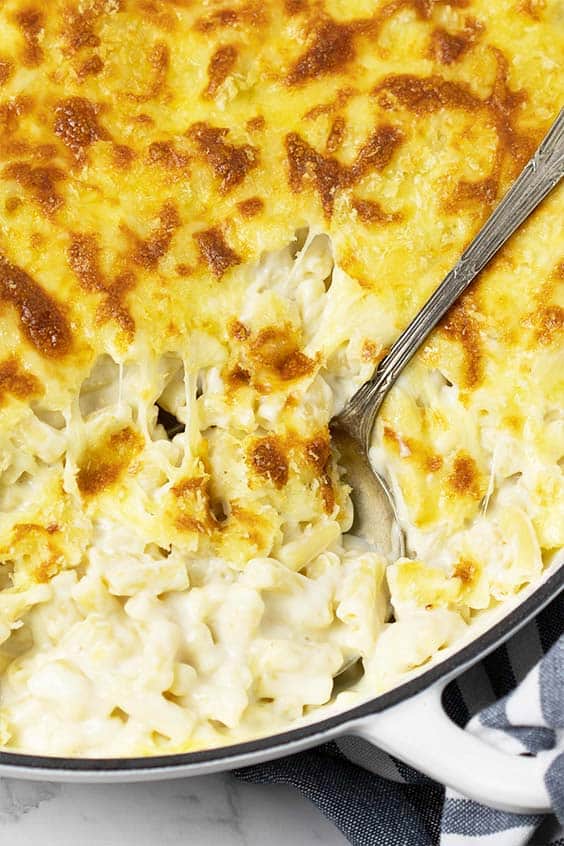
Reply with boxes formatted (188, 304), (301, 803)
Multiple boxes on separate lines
(236, 592), (563, 845)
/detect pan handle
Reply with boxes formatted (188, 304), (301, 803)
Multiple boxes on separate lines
(353, 680), (552, 814)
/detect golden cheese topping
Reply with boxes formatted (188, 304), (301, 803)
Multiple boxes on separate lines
(0, 0), (562, 757)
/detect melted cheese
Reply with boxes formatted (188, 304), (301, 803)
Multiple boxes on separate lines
(0, 0), (562, 756)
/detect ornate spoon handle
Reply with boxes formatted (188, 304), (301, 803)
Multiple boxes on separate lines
(342, 108), (564, 447)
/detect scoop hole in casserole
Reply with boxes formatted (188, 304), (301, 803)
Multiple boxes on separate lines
(209, 497), (228, 524)
(155, 354), (187, 439)
(156, 404), (185, 438)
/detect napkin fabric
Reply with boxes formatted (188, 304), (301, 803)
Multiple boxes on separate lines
(236, 591), (564, 846)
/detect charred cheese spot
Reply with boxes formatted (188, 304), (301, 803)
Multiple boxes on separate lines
(304, 434), (331, 471)
(286, 132), (343, 215)
(360, 339), (385, 363)
(448, 453), (482, 499)
(426, 454), (444, 473)
(430, 30), (469, 64)
(0, 96), (34, 148)
(445, 176), (498, 213)
(352, 125), (405, 176)
(352, 197), (402, 224)
(195, 4), (265, 33)
(246, 115), (265, 132)
(194, 227), (240, 278)
(535, 305), (563, 345)
(0, 254), (71, 357)
(285, 0), (306, 12)
(137, 0), (177, 30)
(229, 319), (250, 341)
(195, 7), (238, 30)
(223, 503), (271, 553)
(237, 196), (264, 217)
(172, 476), (217, 534)
(0, 358), (42, 406)
(0, 59), (14, 85)
(54, 97), (109, 162)
(68, 235), (134, 337)
(2, 163), (56, 214)
(204, 44), (238, 98)
(287, 19), (355, 85)
(77, 55), (104, 79)
(10, 522), (64, 584)
(441, 296), (483, 388)
(374, 73), (481, 114)
(189, 123), (258, 193)
(278, 350), (315, 380)
(226, 363), (251, 390)
(304, 86), (356, 120)
(63, 6), (101, 53)
(132, 113), (154, 125)
(5, 196), (22, 214)
(375, 58), (531, 176)
(326, 116), (345, 153)
(96, 272), (136, 338)
(286, 124), (403, 216)
(430, 19), (483, 65)
(516, 0), (546, 20)
(112, 144), (135, 168)
(14, 7), (44, 67)
(147, 141), (189, 170)
(131, 202), (181, 269)
(249, 436), (289, 487)
(68, 233), (105, 293)
(249, 324), (315, 383)
(76, 426), (143, 497)
(303, 433), (335, 513)
(453, 557), (479, 586)
(3, 162), (66, 217)
(383, 426), (444, 475)
(127, 42), (170, 103)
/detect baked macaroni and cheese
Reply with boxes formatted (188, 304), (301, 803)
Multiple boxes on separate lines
(0, 0), (561, 756)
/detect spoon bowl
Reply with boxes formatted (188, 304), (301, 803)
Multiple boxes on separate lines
(331, 422), (404, 561)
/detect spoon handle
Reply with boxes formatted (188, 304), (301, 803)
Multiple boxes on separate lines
(343, 108), (564, 447)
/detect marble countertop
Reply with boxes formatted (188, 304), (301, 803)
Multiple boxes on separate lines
(0, 773), (347, 845)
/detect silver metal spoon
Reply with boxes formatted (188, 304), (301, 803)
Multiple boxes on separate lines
(332, 108), (564, 564)
(331, 110), (564, 684)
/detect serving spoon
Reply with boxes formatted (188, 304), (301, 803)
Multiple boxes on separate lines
(330, 109), (564, 685)
(331, 108), (564, 566)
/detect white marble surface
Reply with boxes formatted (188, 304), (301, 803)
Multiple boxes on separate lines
(0, 773), (347, 845)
